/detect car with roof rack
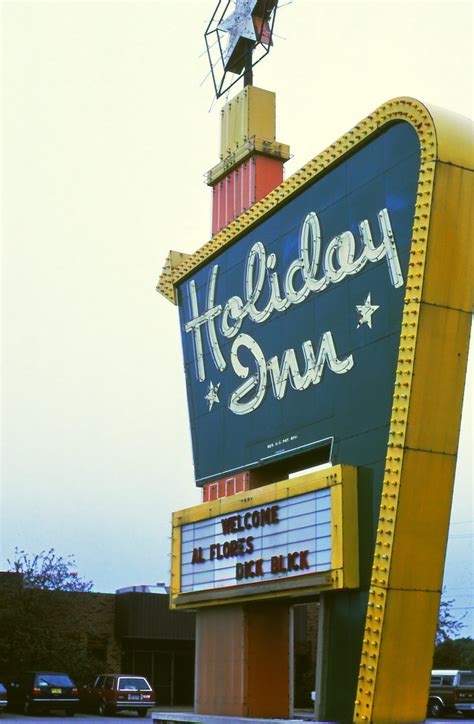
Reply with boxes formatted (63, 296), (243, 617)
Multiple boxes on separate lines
(428, 669), (474, 718)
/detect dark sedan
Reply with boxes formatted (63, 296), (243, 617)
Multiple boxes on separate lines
(8, 671), (79, 716)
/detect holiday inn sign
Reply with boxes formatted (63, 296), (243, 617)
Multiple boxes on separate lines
(158, 97), (473, 721)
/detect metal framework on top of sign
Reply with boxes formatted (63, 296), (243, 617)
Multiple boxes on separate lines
(158, 97), (473, 722)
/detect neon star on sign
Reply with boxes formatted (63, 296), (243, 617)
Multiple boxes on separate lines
(205, 381), (220, 411)
(356, 293), (380, 329)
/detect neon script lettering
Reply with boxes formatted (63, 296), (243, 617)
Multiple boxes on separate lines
(184, 208), (402, 414)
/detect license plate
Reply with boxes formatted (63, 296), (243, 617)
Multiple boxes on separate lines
(51, 688), (62, 694)
(128, 695), (140, 701)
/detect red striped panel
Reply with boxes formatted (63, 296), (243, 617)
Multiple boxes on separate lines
(211, 156), (284, 234)
(254, 155), (284, 202)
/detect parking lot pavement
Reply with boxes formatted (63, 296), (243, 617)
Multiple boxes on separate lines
(0, 715), (148, 721)
(0, 715), (467, 723)
(0, 704), (196, 721)
(0, 707), (466, 724)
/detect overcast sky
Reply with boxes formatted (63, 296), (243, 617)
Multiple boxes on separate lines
(1, 0), (472, 633)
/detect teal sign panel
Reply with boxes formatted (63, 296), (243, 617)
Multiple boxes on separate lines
(178, 122), (420, 485)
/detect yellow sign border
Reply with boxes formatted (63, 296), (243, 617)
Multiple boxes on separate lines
(170, 464), (358, 609)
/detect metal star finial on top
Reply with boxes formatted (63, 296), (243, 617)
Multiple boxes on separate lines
(218, 0), (257, 74)
(204, 0), (280, 99)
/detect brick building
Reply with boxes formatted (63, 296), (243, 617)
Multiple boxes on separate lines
(0, 574), (194, 706)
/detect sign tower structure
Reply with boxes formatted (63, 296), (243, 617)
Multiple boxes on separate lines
(157, 2), (474, 722)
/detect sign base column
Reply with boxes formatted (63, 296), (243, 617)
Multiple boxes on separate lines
(195, 602), (290, 718)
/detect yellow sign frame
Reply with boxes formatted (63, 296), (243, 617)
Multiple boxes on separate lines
(171, 464), (358, 609)
(350, 104), (473, 722)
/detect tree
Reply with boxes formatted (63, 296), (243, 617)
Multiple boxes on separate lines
(7, 547), (93, 592)
(0, 549), (98, 682)
(433, 637), (474, 669)
(436, 588), (466, 644)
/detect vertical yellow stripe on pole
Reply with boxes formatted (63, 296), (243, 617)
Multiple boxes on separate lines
(354, 107), (474, 723)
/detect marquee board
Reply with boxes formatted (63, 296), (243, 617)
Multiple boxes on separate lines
(171, 464), (358, 607)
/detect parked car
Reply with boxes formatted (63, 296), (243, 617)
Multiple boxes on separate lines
(8, 671), (79, 716)
(0, 683), (7, 715)
(428, 669), (474, 717)
(80, 673), (155, 717)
